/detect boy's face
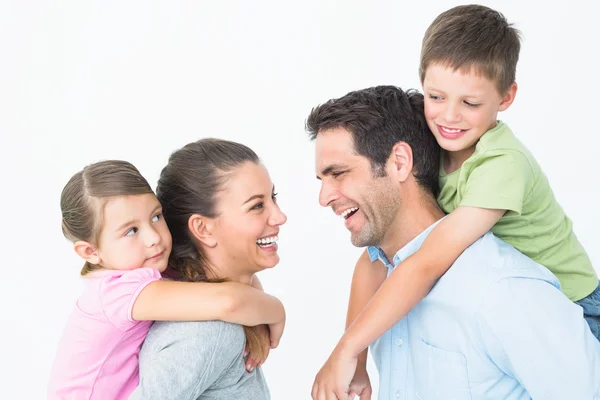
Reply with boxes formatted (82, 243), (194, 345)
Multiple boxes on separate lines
(422, 64), (516, 158)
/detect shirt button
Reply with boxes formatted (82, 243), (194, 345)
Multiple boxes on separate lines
(397, 338), (404, 346)
(396, 391), (401, 398)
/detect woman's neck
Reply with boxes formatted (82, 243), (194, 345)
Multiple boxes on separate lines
(202, 254), (254, 285)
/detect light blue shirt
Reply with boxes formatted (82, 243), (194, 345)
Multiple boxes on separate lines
(367, 219), (600, 400)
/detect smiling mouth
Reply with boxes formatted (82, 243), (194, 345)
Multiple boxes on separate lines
(341, 207), (359, 220)
(437, 125), (467, 138)
(147, 251), (163, 260)
(256, 235), (278, 248)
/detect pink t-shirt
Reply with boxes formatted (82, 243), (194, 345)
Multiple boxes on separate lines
(48, 267), (161, 400)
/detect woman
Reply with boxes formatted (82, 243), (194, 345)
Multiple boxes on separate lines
(130, 138), (287, 399)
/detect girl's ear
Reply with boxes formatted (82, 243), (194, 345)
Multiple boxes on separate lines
(73, 240), (101, 265)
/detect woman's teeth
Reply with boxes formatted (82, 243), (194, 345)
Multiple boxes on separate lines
(256, 235), (278, 246)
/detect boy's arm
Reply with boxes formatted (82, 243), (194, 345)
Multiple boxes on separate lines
(340, 206), (505, 354)
(132, 280), (285, 326)
(312, 206), (505, 398)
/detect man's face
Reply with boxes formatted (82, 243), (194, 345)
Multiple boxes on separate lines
(315, 127), (401, 248)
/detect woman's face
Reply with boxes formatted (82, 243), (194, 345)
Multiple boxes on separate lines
(211, 161), (287, 273)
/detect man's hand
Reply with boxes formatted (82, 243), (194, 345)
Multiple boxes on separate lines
(311, 345), (358, 400)
(348, 363), (372, 400)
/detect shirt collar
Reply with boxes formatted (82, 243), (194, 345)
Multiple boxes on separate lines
(367, 217), (445, 268)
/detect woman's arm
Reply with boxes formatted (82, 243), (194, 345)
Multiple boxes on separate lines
(132, 280), (285, 326)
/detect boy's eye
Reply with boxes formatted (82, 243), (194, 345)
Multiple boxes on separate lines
(428, 94), (442, 101)
(331, 171), (345, 178)
(464, 100), (480, 108)
(125, 227), (138, 237)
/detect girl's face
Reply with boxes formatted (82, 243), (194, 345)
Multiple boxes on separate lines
(209, 162), (287, 274)
(94, 193), (172, 272)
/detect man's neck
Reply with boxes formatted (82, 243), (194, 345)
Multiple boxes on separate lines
(379, 192), (445, 262)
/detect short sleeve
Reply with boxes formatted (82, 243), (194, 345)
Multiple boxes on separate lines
(461, 151), (533, 214)
(98, 267), (162, 331)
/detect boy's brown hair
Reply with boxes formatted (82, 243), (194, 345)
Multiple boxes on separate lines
(420, 4), (521, 94)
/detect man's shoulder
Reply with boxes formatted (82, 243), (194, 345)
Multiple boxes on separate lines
(456, 232), (559, 286)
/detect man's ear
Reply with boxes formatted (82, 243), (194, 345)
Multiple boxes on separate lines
(73, 240), (101, 265)
(498, 82), (518, 112)
(188, 214), (217, 248)
(387, 141), (413, 183)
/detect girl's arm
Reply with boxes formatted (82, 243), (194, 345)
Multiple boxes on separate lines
(340, 206), (505, 356)
(132, 280), (285, 327)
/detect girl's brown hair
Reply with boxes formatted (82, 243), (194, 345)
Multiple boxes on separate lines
(60, 160), (153, 276)
(156, 138), (268, 360)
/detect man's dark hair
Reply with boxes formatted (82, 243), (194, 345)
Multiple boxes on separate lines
(306, 85), (440, 197)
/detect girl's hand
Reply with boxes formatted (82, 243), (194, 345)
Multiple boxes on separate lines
(244, 324), (270, 372)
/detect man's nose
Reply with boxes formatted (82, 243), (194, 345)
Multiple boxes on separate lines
(318, 181), (338, 207)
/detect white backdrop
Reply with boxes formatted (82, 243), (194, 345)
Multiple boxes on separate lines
(1, 1), (598, 398)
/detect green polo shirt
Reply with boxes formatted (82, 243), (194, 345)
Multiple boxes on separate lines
(438, 121), (597, 301)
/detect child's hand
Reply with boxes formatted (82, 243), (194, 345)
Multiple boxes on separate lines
(268, 315), (285, 349)
(244, 324), (270, 372)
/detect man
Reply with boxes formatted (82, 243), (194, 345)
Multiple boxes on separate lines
(306, 86), (600, 399)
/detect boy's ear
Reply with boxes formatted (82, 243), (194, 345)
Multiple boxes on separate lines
(188, 214), (217, 248)
(499, 82), (518, 112)
(73, 241), (101, 265)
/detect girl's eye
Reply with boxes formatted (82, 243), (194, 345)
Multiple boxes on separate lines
(152, 214), (161, 222)
(428, 94), (442, 101)
(272, 193), (278, 202)
(251, 202), (264, 210)
(125, 227), (138, 237)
